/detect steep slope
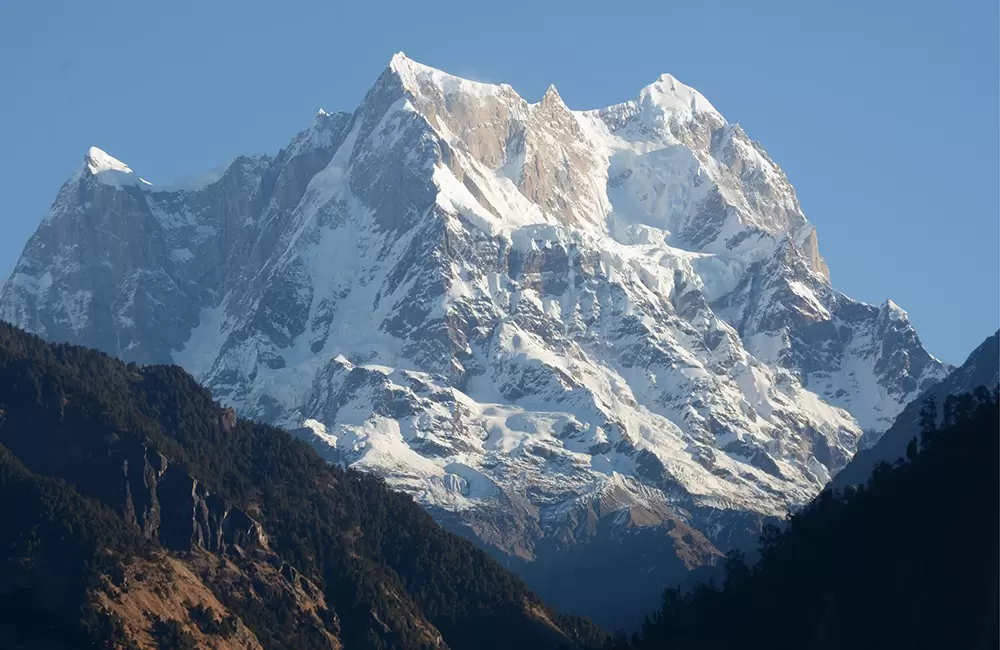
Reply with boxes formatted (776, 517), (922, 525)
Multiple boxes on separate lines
(611, 390), (999, 650)
(0, 54), (947, 626)
(0, 322), (604, 649)
(831, 330), (999, 490)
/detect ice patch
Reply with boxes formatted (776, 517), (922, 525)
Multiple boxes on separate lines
(169, 248), (194, 263)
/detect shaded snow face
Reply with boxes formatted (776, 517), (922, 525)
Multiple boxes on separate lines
(1, 53), (948, 577)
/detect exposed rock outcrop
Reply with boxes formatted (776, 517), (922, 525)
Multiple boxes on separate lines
(115, 441), (266, 553)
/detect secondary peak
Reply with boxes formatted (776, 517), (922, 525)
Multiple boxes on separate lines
(84, 146), (133, 176)
(540, 83), (563, 106)
(80, 146), (150, 187)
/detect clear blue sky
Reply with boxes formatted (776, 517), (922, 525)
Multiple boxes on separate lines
(1, 0), (996, 364)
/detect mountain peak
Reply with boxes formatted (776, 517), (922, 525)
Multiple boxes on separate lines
(84, 146), (133, 176)
(388, 51), (446, 84)
(388, 50), (413, 72)
(880, 298), (909, 322)
(1, 57), (951, 630)
(640, 72), (720, 120)
(387, 52), (506, 103)
(81, 146), (149, 187)
(540, 83), (563, 107)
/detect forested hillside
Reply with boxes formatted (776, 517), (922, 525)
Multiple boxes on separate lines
(3, 315), (996, 650)
(0, 322), (605, 650)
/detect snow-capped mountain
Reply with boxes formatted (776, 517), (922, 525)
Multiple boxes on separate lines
(0, 53), (948, 626)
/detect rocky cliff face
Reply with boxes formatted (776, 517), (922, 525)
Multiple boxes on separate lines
(114, 441), (267, 554)
(0, 54), (948, 624)
(104, 443), (343, 650)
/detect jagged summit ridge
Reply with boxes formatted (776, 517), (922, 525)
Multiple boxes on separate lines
(0, 54), (948, 624)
